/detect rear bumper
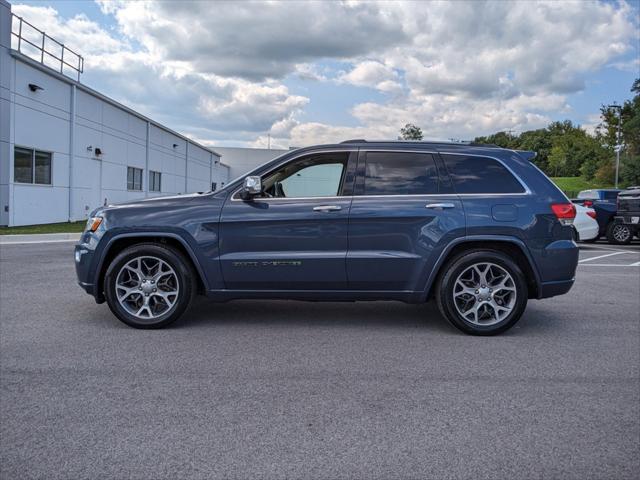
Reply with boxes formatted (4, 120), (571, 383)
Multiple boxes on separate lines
(534, 239), (579, 298)
(614, 215), (640, 231)
(576, 222), (599, 241)
(538, 278), (574, 299)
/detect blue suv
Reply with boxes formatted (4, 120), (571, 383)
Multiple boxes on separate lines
(75, 140), (579, 335)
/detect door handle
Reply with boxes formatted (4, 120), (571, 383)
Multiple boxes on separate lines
(313, 205), (342, 212)
(425, 203), (455, 209)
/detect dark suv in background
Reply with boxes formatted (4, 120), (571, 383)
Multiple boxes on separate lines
(75, 140), (578, 335)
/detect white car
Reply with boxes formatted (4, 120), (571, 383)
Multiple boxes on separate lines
(573, 203), (599, 241)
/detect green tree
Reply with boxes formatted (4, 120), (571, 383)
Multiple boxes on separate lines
(399, 123), (423, 140)
(596, 78), (640, 186)
(621, 154), (640, 185)
(518, 129), (552, 172)
(474, 131), (518, 149)
(548, 145), (567, 177)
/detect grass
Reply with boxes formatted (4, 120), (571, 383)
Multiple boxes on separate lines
(551, 177), (615, 198)
(0, 221), (85, 235)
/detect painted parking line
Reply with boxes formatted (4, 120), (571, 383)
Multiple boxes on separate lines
(578, 263), (640, 267)
(0, 238), (78, 245)
(578, 251), (627, 263)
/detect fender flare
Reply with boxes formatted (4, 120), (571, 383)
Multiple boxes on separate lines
(92, 231), (210, 295)
(419, 235), (542, 302)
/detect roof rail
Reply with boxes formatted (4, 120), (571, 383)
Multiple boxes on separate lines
(514, 150), (537, 162)
(340, 138), (506, 148)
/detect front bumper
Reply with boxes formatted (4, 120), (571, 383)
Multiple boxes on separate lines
(74, 240), (104, 303)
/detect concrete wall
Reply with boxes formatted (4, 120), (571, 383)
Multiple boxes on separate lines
(0, 0), (12, 226)
(215, 146), (289, 181)
(1, 0), (229, 226)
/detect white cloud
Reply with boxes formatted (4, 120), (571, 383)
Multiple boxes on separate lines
(96, 0), (409, 81)
(608, 58), (640, 72)
(11, 0), (639, 147)
(13, 3), (310, 145)
(338, 60), (402, 93)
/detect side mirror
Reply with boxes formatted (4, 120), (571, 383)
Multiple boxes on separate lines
(240, 176), (262, 200)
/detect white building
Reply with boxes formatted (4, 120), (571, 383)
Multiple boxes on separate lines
(214, 146), (290, 182)
(0, 0), (230, 227)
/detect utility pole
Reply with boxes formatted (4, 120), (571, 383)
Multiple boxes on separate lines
(607, 104), (622, 188)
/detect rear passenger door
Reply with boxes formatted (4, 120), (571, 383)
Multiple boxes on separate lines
(346, 150), (465, 292)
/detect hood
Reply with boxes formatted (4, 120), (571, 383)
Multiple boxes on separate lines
(89, 192), (212, 218)
(106, 192), (206, 208)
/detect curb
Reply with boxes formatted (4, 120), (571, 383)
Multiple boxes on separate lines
(0, 232), (81, 245)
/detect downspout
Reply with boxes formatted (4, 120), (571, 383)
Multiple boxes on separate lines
(68, 84), (76, 221)
(209, 152), (213, 191)
(145, 121), (150, 196)
(184, 141), (189, 193)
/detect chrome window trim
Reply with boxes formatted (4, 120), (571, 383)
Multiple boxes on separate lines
(438, 151), (532, 195)
(229, 147), (532, 201)
(230, 148), (357, 202)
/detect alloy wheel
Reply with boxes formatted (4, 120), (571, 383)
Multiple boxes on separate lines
(115, 256), (180, 320)
(452, 262), (517, 326)
(612, 225), (631, 243)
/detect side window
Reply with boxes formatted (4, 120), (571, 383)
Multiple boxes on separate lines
(262, 152), (348, 198)
(149, 171), (162, 192)
(364, 152), (439, 195)
(443, 155), (525, 194)
(14, 147), (52, 185)
(127, 166), (143, 191)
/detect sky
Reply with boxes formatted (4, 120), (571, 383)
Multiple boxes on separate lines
(10, 0), (640, 149)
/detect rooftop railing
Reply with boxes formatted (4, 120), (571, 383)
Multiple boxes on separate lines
(11, 13), (84, 82)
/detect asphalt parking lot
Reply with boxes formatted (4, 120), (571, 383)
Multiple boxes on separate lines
(1, 241), (639, 479)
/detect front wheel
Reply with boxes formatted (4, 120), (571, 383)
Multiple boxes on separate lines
(104, 243), (196, 328)
(606, 222), (632, 245)
(436, 250), (528, 335)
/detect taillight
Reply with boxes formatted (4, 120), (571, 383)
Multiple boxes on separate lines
(583, 200), (593, 207)
(586, 210), (597, 220)
(551, 203), (576, 225)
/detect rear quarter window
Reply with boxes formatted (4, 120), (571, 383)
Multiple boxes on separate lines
(443, 154), (525, 194)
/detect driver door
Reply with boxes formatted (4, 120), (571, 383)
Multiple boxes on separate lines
(219, 150), (356, 290)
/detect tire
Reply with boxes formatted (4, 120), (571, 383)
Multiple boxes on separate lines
(104, 243), (196, 328)
(606, 222), (632, 245)
(436, 249), (528, 336)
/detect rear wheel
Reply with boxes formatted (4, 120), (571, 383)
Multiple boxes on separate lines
(606, 222), (632, 245)
(436, 250), (528, 335)
(104, 243), (196, 328)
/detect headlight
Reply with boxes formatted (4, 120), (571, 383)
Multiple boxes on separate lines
(86, 216), (103, 232)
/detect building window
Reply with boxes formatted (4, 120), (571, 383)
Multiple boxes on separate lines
(149, 170), (161, 192)
(14, 147), (52, 185)
(127, 167), (143, 191)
